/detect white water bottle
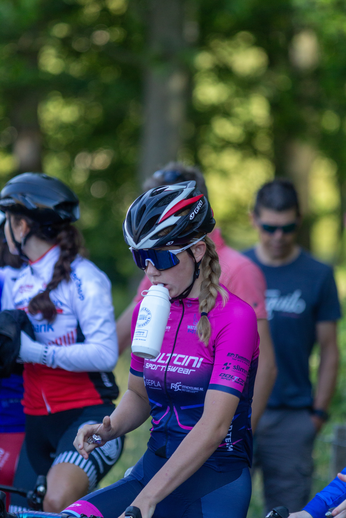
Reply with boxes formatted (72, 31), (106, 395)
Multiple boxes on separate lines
(131, 284), (171, 359)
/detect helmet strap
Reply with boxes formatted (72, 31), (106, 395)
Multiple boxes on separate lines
(7, 216), (30, 262)
(170, 248), (201, 302)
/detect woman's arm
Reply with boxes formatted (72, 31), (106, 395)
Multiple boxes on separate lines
(47, 266), (118, 372)
(74, 372), (151, 459)
(123, 388), (240, 518)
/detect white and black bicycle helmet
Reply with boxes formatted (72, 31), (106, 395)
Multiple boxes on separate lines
(123, 181), (215, 249)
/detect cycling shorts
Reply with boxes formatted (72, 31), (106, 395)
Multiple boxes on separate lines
(19, 404), (124, 493)
(0, 432), (25, 510)
(65, 449), (252, 518)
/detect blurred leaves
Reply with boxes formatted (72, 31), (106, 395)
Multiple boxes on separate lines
(1, 0), (346, 290)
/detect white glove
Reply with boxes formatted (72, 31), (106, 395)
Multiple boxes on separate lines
(19, 331), (48, 365)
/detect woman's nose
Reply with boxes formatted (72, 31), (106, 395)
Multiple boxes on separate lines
(145, 261), (160, 276)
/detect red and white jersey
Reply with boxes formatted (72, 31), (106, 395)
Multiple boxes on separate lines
(2, 246), (119, 415)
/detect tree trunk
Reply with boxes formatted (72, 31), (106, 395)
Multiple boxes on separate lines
(138, 0), (189, 184)
(11, 94), (42, 173)
(275, 140), (316, 251)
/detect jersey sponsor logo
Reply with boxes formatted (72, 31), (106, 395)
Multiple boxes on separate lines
(226, 353), (250, 366)
(224, 424), (234, 451)
(145, 354), (204, 375)
(145, 363), (198, 375)
(232, 365), (248, 375)
(170, 381), (203, 393)
(219, 372), (244, 385)
(187, 314), (199, 334)
(71, 271), (85, 300)
(18, 284), (34, 293)
(101, 373), (113, 388)
(189, 199), (203, 220)
(137, 307), (152, 327)
(155, 352), (204, 368)
(145, 379), (161, 388)
(34, 323), (54, 333)
(47, 330), (76, 346)
(266, 289), (306, 320)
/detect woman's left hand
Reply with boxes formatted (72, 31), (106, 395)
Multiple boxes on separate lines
(118, 495), (156, 518)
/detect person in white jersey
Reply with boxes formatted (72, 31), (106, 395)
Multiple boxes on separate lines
(0, 173), (123, 513)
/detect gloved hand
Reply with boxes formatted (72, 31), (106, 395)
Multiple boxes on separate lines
(19, 331), (48, 365)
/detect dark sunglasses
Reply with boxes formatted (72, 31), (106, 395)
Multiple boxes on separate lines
(130, 239), (204, 271)
(152, 169), (185, 183)
(259, 222), (298, 234)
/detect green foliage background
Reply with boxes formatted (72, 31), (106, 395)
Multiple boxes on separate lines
(1, 1), (346, 515)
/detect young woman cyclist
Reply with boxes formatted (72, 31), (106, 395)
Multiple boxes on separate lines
(70, 181), (260, 518)
(0, 173), (123, 513)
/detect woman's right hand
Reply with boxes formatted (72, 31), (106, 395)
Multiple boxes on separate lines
(73, 415), (116, 459)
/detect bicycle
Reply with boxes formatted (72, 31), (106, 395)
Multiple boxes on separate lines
(0, 493), (290, 518)
(0, 475), (46, 512)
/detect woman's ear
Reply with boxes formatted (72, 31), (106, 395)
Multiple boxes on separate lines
(11, 216), (30, 241)
(191, 241), (206, 263)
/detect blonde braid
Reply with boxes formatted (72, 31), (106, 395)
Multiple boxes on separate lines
(197, 236), (228, 346)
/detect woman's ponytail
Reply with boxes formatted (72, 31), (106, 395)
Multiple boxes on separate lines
(197, 236), (228, 346)
(28, 225), (84, 322)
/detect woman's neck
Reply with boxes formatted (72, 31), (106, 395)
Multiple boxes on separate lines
(23, 236), (55, 262)
(188, 273), (203, 299)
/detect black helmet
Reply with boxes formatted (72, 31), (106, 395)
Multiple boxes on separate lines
(123, 181), (215, 249)
(0, 173), (79, 225)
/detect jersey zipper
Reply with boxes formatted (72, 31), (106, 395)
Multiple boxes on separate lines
(161, 299), (185, 457)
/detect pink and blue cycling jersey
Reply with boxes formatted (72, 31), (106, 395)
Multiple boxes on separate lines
(130, 286), (260, 470)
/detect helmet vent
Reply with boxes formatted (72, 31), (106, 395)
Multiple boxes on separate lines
(141, 215), (160, 237)
(155, 191), (182, 208)
(150, 186), (166, 197)
(136, 204), (147, 227)
(152, 225), (175, 239)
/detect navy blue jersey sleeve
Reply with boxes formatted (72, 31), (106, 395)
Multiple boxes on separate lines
(316, 267), (341, 322)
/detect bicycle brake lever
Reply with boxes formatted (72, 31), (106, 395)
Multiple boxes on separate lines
(265, 506), (290, 518)
(124, 506), (142, 518)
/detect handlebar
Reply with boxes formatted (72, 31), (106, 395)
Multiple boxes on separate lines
(0, 475), (47, 512)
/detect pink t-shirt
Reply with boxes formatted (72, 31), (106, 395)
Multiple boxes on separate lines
(134, 228), (267, 320)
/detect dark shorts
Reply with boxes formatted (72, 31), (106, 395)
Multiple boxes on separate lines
(9, 404), (124, 512)
(65, 449), (252, 518)
(253, 408), (317, 514)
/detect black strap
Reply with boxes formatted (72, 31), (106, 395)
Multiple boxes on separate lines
(7, 217), (29, 262)
(124, 506), (142, 518)
(170, 248), (201, 303)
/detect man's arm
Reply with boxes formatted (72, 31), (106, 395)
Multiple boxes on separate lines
(312, 320), (339, 431)
(251, 319), (277, 431)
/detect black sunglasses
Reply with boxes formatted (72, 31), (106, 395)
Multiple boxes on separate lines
(259, 222), (298, 234)
(152, 170), (185, 183)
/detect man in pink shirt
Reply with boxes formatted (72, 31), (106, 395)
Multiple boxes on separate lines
(116, 163), (277, 430)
